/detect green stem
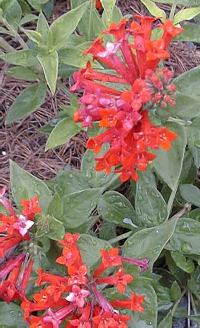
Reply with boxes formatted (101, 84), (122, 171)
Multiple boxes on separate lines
(167, 185), (179, 218)
(190, 293), (197, 315)
(171, 287), (187, 317)
(108, 231), (132, 245)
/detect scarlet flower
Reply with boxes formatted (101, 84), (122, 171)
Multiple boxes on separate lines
(0, 253), (33, 303)
(56, 233), (83, 269)
(21, 233), (146, 327)
(111, 292), (145, 312)
(66, 285), (90, 308)
(93, 248), (122, 277)
(21, 195), (41, 220)
(93, 312), (130, 328)
(70, 304), (92, 327)
(72, 16), (182, 181)
(96, 267), (133, 294)
(0, 190), (41, 303)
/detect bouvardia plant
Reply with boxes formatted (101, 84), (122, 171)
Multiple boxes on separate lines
(1, 0), (200, 327)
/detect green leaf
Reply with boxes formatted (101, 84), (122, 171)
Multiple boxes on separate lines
(74, 0), (105, 41)
(170, 281), (181, 301)
(186, 117), (200, 167)
(26, 0), (48, 11)
(174, 7), (200, 24)
(155, 283), (173, 312)
(46, 193), (63, 219)
(6, 67), (38, 81)
(5, 0), (22, 28)
(37, 50), (58, 94)
(97, 191), (137, 228)
(101, 0), (116, 26)
(20, 14), (38, 25)
(45, 117), (80, 150)
(176, 23), (200, 42)
(123, 219), (177, 269)
(36, 214), (65, 240)
(81, 150), (116, 188)
(158, 311), (173, 328)
(172, 66), (200, 119)
(62, 189), (101, 228)
(187, 116), (200, 146)
(140, 0), (166, 20)
(189, 208), (200, 221)
(112, 5), (123, 22)
(78, 234), (111, 268)
(154, 123), (187, 190)
(49, 2), (89, 50)
(166, 218), (200, 255)
(180, 184), (200, 207)
(135, 173), (167, 227)
(6, 82), (46, 123)
(0, 49), (37, 66)
(37, 12), (49, 43)
(59, 46), (89, 68)
(165, 252), (186, 283)
(54, 167), (90, 196)
(98, 221), (117, 240)
(22, 29), (42, 44)
(180, 150), (196, 183)
(190, 146), (200, 168)
(170, 251), (194, 273)
(10, 160), (52, 212)
(0, 302), (27, 327)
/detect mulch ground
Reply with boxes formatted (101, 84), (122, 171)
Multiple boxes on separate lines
(1, 0), (200, 188)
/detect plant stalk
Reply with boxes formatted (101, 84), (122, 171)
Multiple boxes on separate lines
(108, 231), (132, 244)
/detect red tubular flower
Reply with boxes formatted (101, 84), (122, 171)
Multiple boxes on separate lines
(21, 195), (41, 220)
(93, 248), (122, 277)
(0, 190), (41, 303)
(72, 16), (183, 181)
(0, 254), (33, 303)
(56, 233), (84, 269)
(111, 292), (145, 312)
(96, 267), (133, 293)
(96, 0), (102, 11)
(21, 233), (147, 327)
(93, 312), (130, 328)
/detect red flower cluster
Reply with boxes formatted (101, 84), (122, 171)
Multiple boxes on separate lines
(72, 16), (183, 181)
(0, 187), (41, 303)
(21, 233), (148, 327)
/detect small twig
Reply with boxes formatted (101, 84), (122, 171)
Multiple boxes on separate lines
(108, 231), (132, 244)
(187, 291), (191, 328)
(170, 203), (191, 221)
(171, 287), (187, 317)
(191, 293), (197, 315)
